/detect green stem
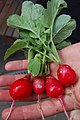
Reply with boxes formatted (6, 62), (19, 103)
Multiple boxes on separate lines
(31, 30), (47, 48)
(39, 50), (46, 75)
(50, 26), (61, 64)
(38, 36), (47, 48)
(25, 46), (54, 62)
(36, 49), (54, 62)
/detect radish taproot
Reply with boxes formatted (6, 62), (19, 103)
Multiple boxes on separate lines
(45, 75), (70, 120)
(33, 76), (45, 120)
(57, 64), (77, 86)
(6, 75), (32, 120)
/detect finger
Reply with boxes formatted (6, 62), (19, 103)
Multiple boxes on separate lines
(0, 90), (11, 101)
(0, 89), (47, 102)
(5, 60), (28, 71)
(0, 74), (26, 86)
(74, 78), (80, 105)
(2, 94), (74, 120)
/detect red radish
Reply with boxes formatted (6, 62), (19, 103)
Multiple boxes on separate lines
(6, 75), (32, 120)
(57, 64), (77, 86)
(33, 76), (45, 120)
(33, 76), (45, 95)
(46, 76), (64, 98)
(46, 75), (70, 120)
(10, 77), (32, 100)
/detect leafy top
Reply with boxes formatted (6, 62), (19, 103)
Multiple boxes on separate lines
(5, 0), (76, 76)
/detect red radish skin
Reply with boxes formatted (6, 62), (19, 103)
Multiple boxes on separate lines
(57, 64), (77, 86)
(33, 76), (45, 95)
(33, 76), (45, 120)
(46, 76), (64, 98)
(10, 78), (32, 100)
(22, 74), (31, 81)
(46, 75), (70, 120)
(45, 74), (55, 85)
(6, 75), (32, 120)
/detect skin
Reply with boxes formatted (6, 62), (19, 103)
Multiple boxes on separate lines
(0, 43), (80, 120)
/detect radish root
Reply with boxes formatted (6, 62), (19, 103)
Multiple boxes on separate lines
(6, 100), (15, 120)
(37, 94), (45, 120)
(58, 96), (70, 120)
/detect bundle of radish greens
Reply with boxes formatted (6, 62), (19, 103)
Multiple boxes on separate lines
(4, 0), (76, 76)
(4, 1), (77, 120)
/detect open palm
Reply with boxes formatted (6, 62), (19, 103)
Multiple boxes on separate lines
(0, 43), (80, 120)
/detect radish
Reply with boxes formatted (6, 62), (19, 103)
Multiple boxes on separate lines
(57, 64), (77, 86)
(46, 75), (70, 120)
(33, 76), (45, 95)
(6, 75), (32, 120)
(33, 76), (45, 120)
(10, 76), (32, 100)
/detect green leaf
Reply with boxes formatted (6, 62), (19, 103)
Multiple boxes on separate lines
(7, 15), (24, 29)
(43, 0), (67, 28)
(7, 1), (46, 47)
(53, 15), (76, 44)
(28, 58), (41, 76)
(21, 1), (44, 22)
(53, 14), (71, 33)
(56, 40), (71, 50)
(19, 30), (38, 47)
(28, 49), (35, 62)
(21, 1), (46, 37)
(41, 0), (67, 64)
(4, 39), (27, 60)
(19, 30), (30, 39)
(6, 0), (77, 75)
(29, 32), (38, 38)
(7, 1), (45, 37)
(7, 14), (36, 33)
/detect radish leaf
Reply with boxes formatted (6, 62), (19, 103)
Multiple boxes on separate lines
(4, 39), (27, 60)
(53, 15), (76, 44)
(28, 58), (41, 76)
(56, 40), (71, 50)
(5, 0), (76, 75)
(43, 0), (67, 28)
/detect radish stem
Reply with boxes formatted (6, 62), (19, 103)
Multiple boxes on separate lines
(37, 94), (45, 120)
(58, 96), (70, 120)
(6, 100), (15, 120)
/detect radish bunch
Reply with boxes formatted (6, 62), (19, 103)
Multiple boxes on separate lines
(6, 63), (77, 120)
(4, 0), (77, 120)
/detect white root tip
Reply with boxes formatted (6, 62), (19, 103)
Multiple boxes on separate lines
(6, 100), (15, 120)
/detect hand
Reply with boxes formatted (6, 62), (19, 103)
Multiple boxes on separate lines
(1, 43), (80, 120)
